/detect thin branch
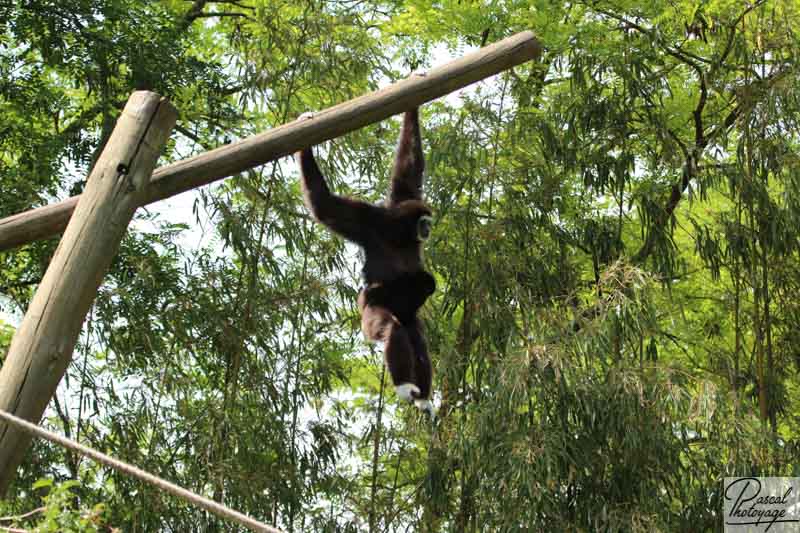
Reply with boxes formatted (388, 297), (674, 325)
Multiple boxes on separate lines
(58, 103), (105, 139)
(174, 124), (208, 149)
(177, 0), (208, 32)
(191, 12), (250, 19)
(0, 526), (28, 533)
(693, 73), (708, 148)
(666, 128), (690, 160)
(0, 278), (42, 293)
(0, 507), (44, 523)
(210, 0), (254, 8)
(591, 5), (706, 75)
(480, 28), (491, 47)
(715, 27), (738, 77)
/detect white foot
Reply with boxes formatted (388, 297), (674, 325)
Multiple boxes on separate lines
(297, 111), (315, 121)
(395, 383), (420, 402)
(410, 69), (428, 77)
(414, 399), (435, 418)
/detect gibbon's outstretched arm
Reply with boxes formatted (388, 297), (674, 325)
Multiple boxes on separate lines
(387, 108), (425, 206)
(296, 147), (379, 245)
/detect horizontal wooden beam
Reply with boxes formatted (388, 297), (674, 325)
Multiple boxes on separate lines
(0, 31), (541, 252)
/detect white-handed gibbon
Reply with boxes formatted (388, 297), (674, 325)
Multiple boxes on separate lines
(295, 108), (435, 414)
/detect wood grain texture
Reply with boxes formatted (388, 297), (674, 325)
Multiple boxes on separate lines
(0, 31), (541, 252)
(0, 91), (177, 493)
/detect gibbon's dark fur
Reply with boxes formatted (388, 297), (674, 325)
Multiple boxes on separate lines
(295, 109), (435, 410)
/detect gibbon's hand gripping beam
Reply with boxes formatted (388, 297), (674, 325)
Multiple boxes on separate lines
(0, 31), (541, 251)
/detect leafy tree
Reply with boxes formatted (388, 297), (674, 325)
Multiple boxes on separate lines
(1, 0), (800, 531)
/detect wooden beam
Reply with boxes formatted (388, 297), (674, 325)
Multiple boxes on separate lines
(0, 31), (541, 252)
(0, 91), (177, 493)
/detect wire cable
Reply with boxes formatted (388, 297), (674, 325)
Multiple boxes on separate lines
(0, 409), (283, 533)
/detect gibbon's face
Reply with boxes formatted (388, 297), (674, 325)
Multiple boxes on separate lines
(393, 200), (433, 244)
(417, 214), (433, 242)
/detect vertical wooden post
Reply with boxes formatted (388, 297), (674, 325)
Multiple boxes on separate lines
(0, 91), (177, 493)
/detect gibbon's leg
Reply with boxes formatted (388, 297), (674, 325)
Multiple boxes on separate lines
(387, 108), (425, 205)
(295, 147), (379, 245)
(358, 293), (419, 402)
(407, 318), (434, 415)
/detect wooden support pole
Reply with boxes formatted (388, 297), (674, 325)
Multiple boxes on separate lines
(0, 31), (541, 252)
(0, 91), (177, 494)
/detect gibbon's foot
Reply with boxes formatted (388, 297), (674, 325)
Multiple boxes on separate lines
(297, 111), (315, 121)
(410, 69), (428, 78)
(414, 398), (435, 419)
(395, 383), (421, 402)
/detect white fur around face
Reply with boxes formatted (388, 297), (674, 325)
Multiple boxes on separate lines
(395, 383), (420, 402)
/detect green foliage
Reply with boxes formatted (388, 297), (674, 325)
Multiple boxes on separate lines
(1, 0), (800, 531)
(0, 479), (110, 532)
(0, 320), (12, 356)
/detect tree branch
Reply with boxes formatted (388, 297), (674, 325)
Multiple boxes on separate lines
(177, 0), (208, 32)
(0, 278), (42, 294)
(191, 12), (250, 19)
(693, 73), (708, 148)
(633, 65), (790, 264)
